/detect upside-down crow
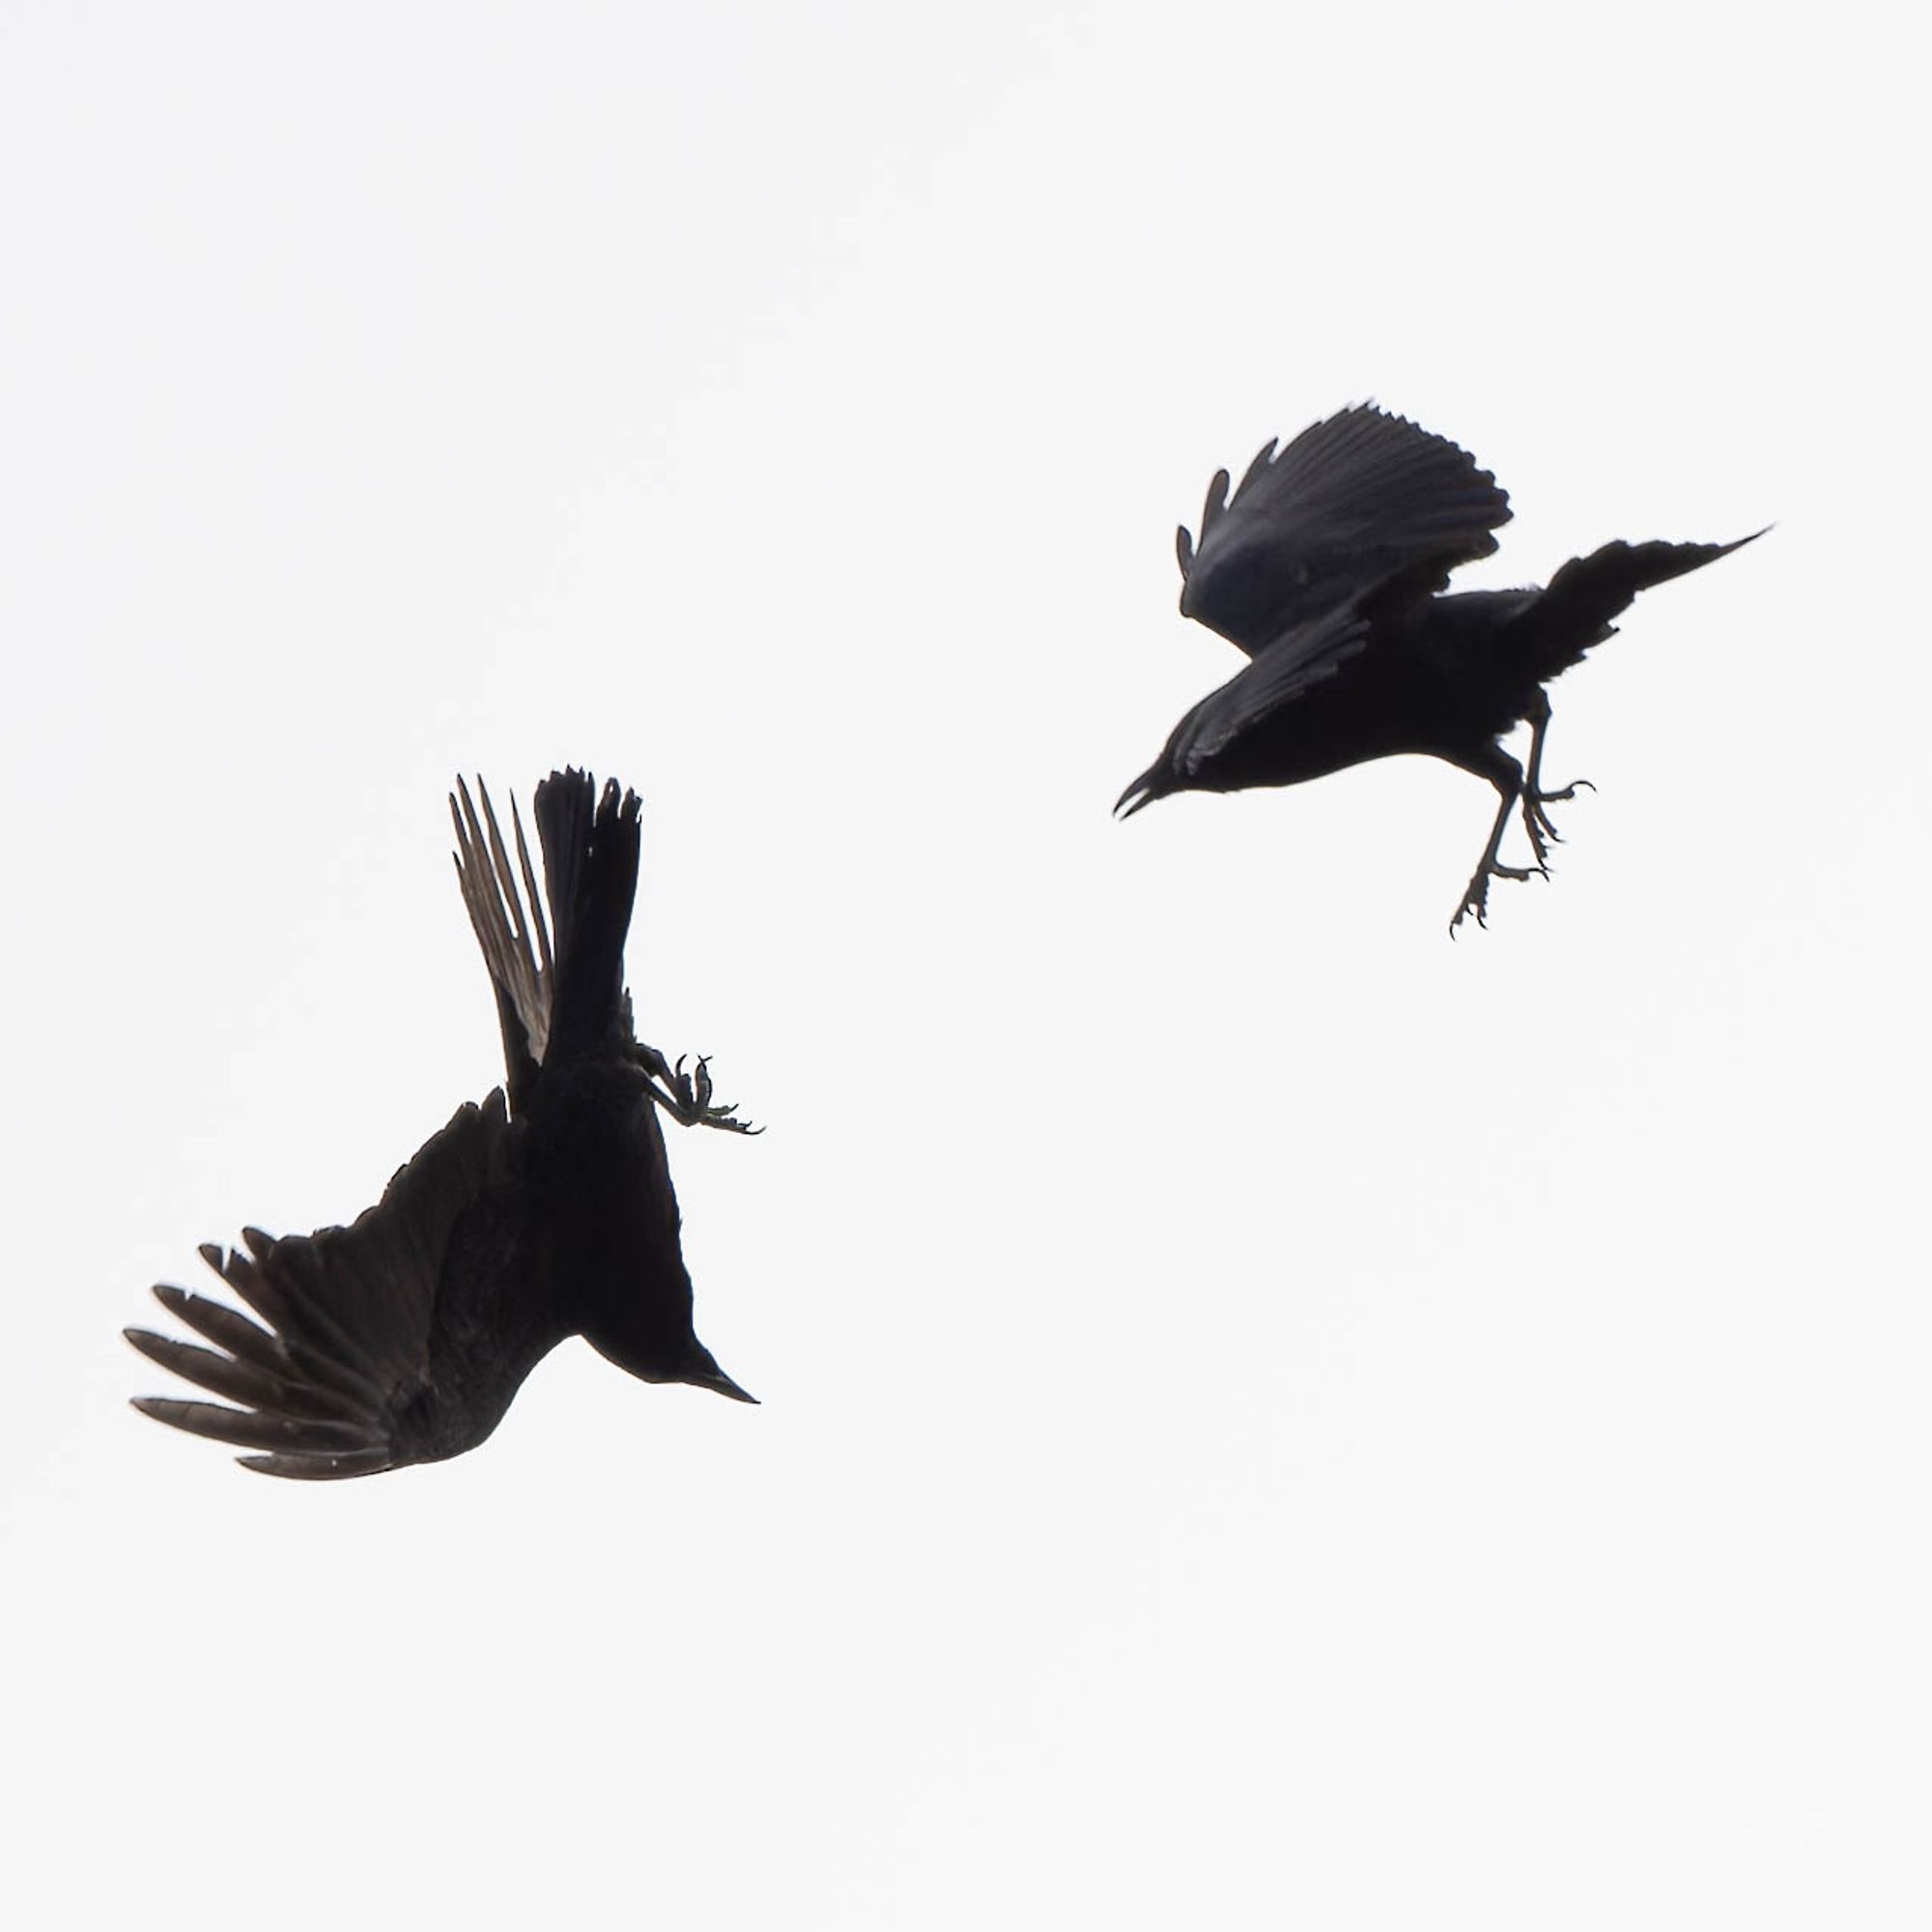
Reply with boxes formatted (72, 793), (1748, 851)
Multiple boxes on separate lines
(127, 770), (757, 1478)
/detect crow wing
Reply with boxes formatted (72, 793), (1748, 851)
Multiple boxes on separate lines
(127, 1092), (536, 1479)
(1177, 405), (1513, 656)
(1159, 603), (1372, 778)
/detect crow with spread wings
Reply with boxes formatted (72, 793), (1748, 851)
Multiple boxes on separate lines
(1116, 405), (1761, 930)
(127, 770), (757, 1479)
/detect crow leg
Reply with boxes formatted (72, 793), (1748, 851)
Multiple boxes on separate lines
(629, 1043), (762, 1135)
(1450, 748), (1546, 936)
(1517, 691), (1594, 867)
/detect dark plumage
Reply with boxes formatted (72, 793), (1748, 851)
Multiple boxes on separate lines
(127, 770), (757, 1479)
(1116, 404), (1762, 930)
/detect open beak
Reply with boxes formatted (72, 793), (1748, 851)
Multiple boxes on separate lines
(1114, 771), (1160, 819)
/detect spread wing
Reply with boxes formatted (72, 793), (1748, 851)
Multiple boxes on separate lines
(1176, 404), (1513, 656)
(1158, 603), (1372, 780)
(452, 777), (554, 1111)
(127, 1092), (532, 1479)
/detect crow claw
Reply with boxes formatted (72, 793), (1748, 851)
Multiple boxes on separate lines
(631, 1042), (761, 1134)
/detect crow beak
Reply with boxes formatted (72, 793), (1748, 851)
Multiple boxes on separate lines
(1114, 773), (1158, 819)
(693, 1362), (759, 1405)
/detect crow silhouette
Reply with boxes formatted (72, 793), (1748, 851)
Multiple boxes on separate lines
(126, 770), (757, 1479)
(1116, 405), (1761, 930)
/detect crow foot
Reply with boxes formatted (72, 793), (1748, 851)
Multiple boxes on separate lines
(1519, 779), (1595, 868)
(1450, 856), (1548, 937)
(630, 1044), (762, 1134)
(1451, 775), (1556, 937)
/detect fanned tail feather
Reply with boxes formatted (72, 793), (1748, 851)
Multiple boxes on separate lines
(1509, 530), (1766, 679)
(533, 769), (641, 1061)
(451, 777), (554, 1103)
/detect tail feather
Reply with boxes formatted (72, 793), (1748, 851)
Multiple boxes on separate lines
(450, 777), (552, 1106)
(1509, 529), (1765, 679)
(533, 769), (641, 1060)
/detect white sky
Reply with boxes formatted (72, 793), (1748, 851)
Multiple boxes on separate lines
(4, 2), (1928, 1925)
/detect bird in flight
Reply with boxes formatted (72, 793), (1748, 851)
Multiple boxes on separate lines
(1115, 404), (1761, 931)
(127, 770), (757, 1479)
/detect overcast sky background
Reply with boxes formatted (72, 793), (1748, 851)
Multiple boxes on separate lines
(3, 3), (1927, 1925)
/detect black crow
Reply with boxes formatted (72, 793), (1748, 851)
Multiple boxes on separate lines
(1115, 405), (1761, 930)
(126, 770), (757, 1479)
